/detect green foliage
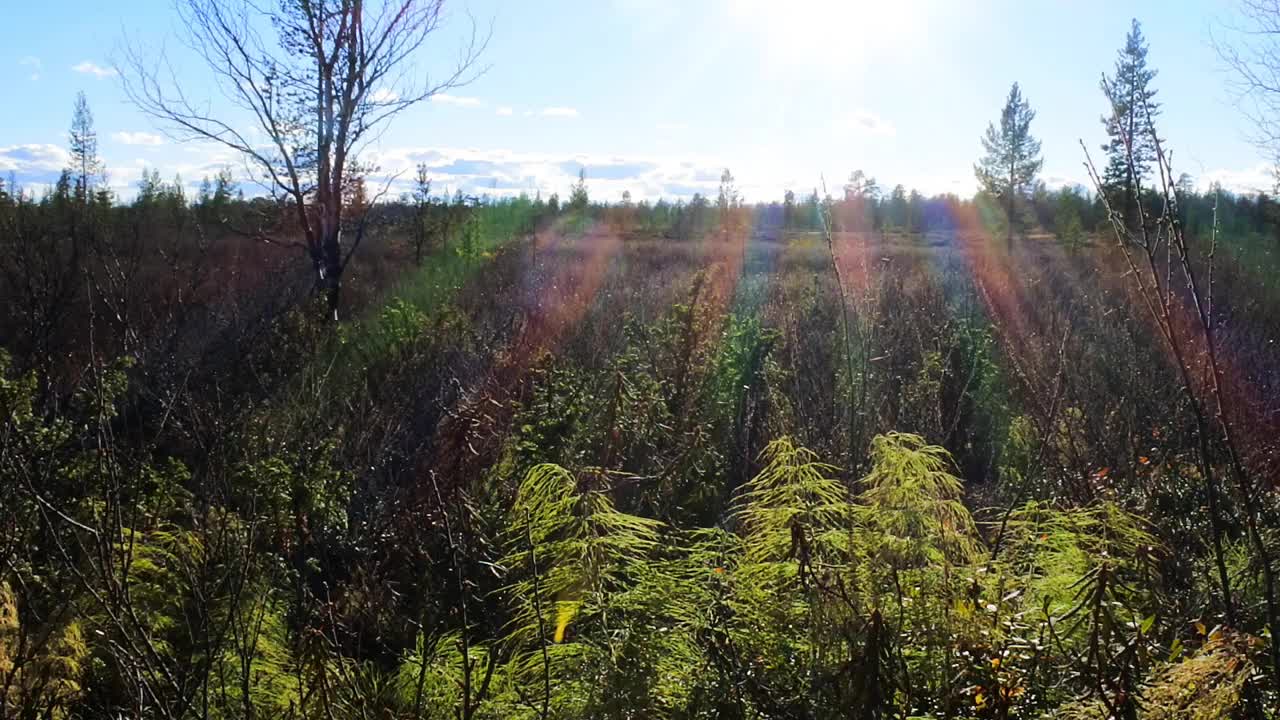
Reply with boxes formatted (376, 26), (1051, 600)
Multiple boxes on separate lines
(0, 581), (88, 718)
(1142, 631), (1257, 720)
(375, 297), (428, 355)
(859, 432), (979, 568)
(110, 525), (203, 656)
(458, 210), (484, 259)
(992, 500), (1161, 715)
(236, 440), (351, 539)
(503, 464), (663, 643)
(1056, 201), (1087, 249)
(734, 437), (849, 571)
(396, 632), (508, 718)
(206, 588), (304, 719)
(500, 463), (664, 716)
(1002, 500), (1158, 618)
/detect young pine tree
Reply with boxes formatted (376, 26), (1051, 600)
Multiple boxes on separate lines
(1101, 19), (1160, 228)
(975, 83), (1043, 248)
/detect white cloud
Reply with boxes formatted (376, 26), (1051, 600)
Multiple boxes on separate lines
(0, 143), (69, 172)
(495, 106), (514, 116)
(1198, 163), (1275, 195)
(541, 106), (580, 118)
(72, 61), (117, 78)
(1041, 173), (1089, 193)
(369, 145), (771, 203)
(0, 144), (71, 185)
(895, 172), (977, 197)
(104, 144), (243, 198)
(846, 110), (895, 137)
(112, 131), (165, 146)
(370, 88), (400, 103)
(19, 56), (41, 81)
(430, 93), (482, 107)
(656, 121), (688, 132)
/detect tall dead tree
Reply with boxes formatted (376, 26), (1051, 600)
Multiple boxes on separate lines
(121, 0), (487, 319)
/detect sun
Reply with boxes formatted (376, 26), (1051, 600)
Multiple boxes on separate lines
(727, 0), (924, 69)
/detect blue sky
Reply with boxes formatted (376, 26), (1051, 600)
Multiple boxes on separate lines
(1, 0), (1272, 202)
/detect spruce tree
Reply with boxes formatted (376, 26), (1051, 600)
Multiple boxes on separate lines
(1101, 19), (1160, 227)
(975, 82), (1043, 248)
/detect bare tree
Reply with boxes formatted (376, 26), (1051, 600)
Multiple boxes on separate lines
(1215, 1), (1280, 160)
(120, 0), (489, 319)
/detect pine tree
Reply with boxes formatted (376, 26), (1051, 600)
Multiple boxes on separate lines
(68, 91), (102, 206)
(975, 82), (1043, 248)
(843, 169), (879, 201)
(211, 167), (235, 207)
(569, 168), (589, 211)
(1101, 19), (1160, 227)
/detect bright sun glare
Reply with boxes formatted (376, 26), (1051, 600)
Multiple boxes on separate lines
(729, 0), (924, 68)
